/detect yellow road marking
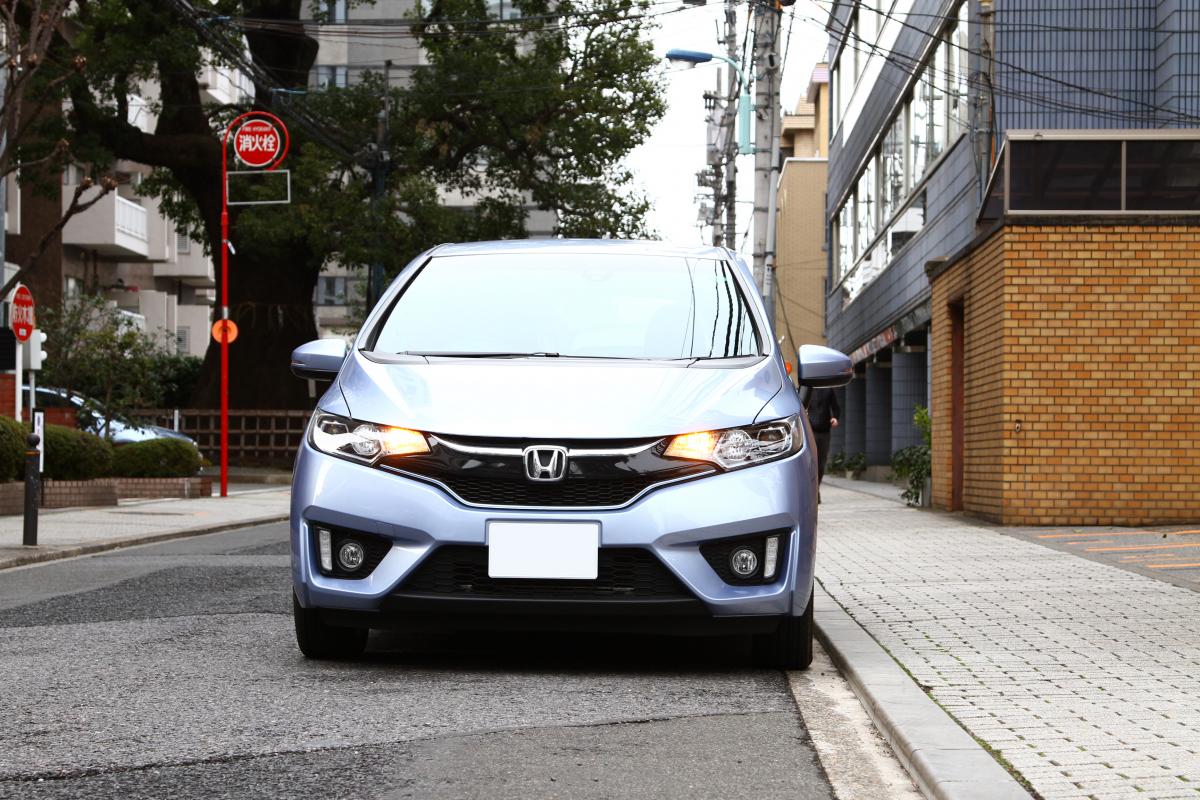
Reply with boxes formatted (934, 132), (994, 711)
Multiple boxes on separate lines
(1038, 529), (1200, 539)
(1087, 543), (1200, 553)
(1146, 562), (1200, 569)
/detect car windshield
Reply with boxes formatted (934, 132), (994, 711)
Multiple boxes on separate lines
(371, 252), (761, 360)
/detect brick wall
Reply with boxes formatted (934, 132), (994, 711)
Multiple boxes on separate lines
(931, 223), (1200, 526)
(0, 374), (14, 420)
(42, 480), (118, 509)
(930, 230), (1006, 520)
(109, 477), (212, 500)
(1001, 223), (1200, 525)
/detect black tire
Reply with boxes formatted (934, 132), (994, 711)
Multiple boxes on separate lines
(293, 593), (368, 660)
(753, 590), (814, 670)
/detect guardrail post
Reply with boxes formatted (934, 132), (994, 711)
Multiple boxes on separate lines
(23, 433), (40, 547)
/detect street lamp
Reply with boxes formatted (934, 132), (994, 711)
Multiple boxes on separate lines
(665, 48), (754, 155)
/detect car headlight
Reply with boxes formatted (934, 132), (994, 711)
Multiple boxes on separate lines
(663, 415), (802, 470)
(309, 412), (429, 464)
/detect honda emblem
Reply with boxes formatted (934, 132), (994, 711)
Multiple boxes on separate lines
(523, 446), (568, 482)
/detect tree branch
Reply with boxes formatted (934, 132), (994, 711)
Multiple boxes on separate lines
(0, 174), (118, 299)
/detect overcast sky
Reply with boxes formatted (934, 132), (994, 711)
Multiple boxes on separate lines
(624, 0), (830, 250)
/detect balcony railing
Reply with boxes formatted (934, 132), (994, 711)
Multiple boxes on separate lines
(62, 191), (150, 258)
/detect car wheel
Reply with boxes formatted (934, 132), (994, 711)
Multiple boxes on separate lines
(293, 593), (368, 660)
(753, 590), (814, 670)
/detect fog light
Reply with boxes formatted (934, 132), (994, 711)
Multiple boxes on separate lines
(763, 535), (780, 580)
(317, 528), (333, 572)
(338, 540), (366, 571)
(729, 547), (758, 577)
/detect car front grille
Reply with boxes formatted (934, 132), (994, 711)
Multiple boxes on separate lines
(381, 435), (714, 508)
(395, 545), (691, 600)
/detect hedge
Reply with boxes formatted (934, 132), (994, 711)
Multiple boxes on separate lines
(111, 438), (201, 478)
(0, 416), (25, 482)
(42, 424), (114, 481)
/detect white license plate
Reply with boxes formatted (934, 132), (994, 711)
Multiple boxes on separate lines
(487, 521), (599, 579)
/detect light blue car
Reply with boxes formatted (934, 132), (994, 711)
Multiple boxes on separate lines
(288, 240), (852, 668)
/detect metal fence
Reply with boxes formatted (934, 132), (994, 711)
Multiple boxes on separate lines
(135, 409), (310, 466)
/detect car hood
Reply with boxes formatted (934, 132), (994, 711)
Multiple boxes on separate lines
(336, 351), (783, 439)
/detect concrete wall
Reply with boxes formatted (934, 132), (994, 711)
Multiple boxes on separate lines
(775, 158), (829, 360)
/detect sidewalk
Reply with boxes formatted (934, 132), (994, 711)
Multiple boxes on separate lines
(0, 487), (291, 570)
(817, 482), (1200, 800)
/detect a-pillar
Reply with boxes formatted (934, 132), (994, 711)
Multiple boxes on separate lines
(842, 370), (866, 460)
(865, 362), (892, 466)
(892, 350), (928, 451)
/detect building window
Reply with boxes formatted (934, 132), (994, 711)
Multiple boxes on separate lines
(176, 327), (190, 354)
(948, 6), (969, 136)
(315, 65), (348, 89)
(837, 201), (855, 280)
(856, 159), (877, 261)
(836, 39), (852, 126)
(65, 276), (81, 299)
(324, 0), (346, 23)
(1126, 140), (1200, 211)
(881, 115), (907, 224)
(1010, 140), (1124, 211)
(486, 0), (523, 19)
(930, 42), (948, 161)
(176, 231), (191, 254)
(315, 276), (364, 306)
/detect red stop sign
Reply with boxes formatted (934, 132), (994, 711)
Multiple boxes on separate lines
(11, 285), (34, 342)
(232, 118), (283, 168)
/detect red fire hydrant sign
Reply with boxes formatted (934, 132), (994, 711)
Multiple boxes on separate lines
(11, 286), (35, 342)
(232, 118), (284, 168)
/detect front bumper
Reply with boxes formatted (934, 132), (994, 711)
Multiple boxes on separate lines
(291, 439), (818, 626)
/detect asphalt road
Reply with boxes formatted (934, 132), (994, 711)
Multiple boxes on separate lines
(0, 523), (857, 800)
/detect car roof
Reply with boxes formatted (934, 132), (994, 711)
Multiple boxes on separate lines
(428, 238), (736, 260)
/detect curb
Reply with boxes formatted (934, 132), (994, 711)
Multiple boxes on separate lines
(813, 583), (1032, 800)
(0, 513), (290, 571)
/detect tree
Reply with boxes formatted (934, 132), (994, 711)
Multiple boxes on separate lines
(37, 294), (165, 437)
(49, 0), (665, 408)
(0, 0), (119, 301)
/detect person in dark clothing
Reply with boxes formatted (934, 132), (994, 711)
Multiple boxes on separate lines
(802, 387), (841, 487)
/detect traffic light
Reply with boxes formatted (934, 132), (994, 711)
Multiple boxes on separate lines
(24, 329), (48, 370)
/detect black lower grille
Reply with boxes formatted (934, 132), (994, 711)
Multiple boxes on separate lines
(438, 476), (662, 508)
(396, 545), (691, 600)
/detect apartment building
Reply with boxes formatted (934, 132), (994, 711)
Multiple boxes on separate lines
(774, 64), (831, 364)
(4, 64), (252, 360)
(825, 0), (1200, 524)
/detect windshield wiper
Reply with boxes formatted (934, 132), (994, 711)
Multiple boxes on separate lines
(399, 351), (561, 358)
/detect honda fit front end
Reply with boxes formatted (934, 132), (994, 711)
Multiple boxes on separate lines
(289, 240), (851, 668)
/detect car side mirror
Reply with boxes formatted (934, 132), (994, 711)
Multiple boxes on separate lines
(796, 344), (853, 388)
(291, 338), (348, 380)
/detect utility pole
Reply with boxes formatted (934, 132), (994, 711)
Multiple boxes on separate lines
(368, 59), (393, 309)
(722, 0), (739, 251)
(751, 0), (782, 324)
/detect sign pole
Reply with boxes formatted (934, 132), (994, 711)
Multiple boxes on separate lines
(219, 111), (289, 499)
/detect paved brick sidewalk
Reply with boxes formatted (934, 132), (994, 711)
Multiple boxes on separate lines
(0, 487), (290, 569)
(817, 484), (1200, 800)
